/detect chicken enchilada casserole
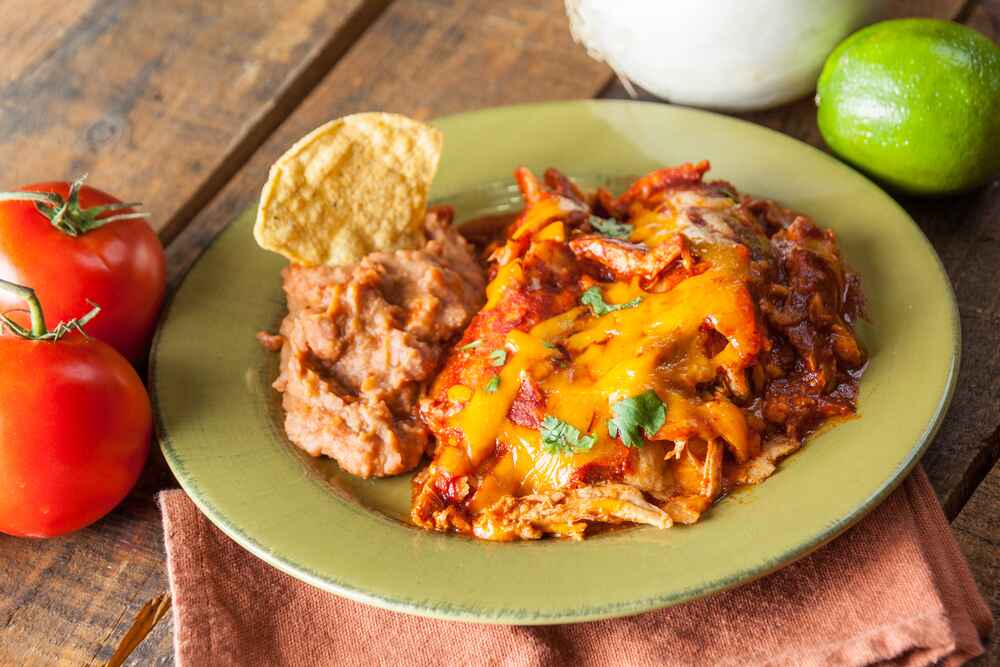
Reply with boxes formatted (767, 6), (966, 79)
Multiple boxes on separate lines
(409, 162), (866, 540)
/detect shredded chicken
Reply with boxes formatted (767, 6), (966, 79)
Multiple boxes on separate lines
(472, 483), (672, 541)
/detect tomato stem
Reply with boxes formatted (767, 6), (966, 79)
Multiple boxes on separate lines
(0, 191), (60, 206)
(0, 278), (100, 342)
(0, 279), (46, 337)
(0, 174), (149, 237)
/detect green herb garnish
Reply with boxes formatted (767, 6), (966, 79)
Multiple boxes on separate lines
(607, 390), (666, 447)
(459, 339), (482, 351)
(542, 341), (557, 349)
(589, 215), (632, 240)
(540, 415), (596, 454)
(484, 376), (500, 393)
(489, 349), (508, 367)
(580, 286), (641, 317)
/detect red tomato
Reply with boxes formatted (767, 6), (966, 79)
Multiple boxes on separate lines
(0, 180), (166, 363)
(0, 331), (151, 537)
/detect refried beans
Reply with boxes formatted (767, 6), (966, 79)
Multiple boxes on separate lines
(259, 207), (485, 478)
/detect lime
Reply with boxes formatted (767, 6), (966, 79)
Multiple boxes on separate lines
(817, 18), (1000, 195)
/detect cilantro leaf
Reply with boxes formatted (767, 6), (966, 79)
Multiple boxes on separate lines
(484, 376), (500, 393)
(589, 215), (633, 240)
(580, 286), (641, 317)
(540, 415), (596, 454)
(607, 390), (666, 447)
(488, 349), (508, 367)
(460, 338), (482, 351)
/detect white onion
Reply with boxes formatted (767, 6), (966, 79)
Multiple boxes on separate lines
(566, 0), (887, 111)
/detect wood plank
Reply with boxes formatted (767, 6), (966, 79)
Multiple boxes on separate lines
(953, 460), (1000, 664)
(121, 612), (173, 667)
(888, 0), (970, 18)
(915, 185), (1000, 519)
(164, 0), (611, 286)
(0, 0), (390, 242)
(968, 0), (1000, 50)
(0, 1), (96, 83)
(105, 593), (171, 667)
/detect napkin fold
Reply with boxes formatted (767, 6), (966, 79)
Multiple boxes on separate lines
(160, 468), (991, 666)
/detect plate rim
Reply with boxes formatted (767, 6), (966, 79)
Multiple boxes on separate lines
(151, 99), (961, 624)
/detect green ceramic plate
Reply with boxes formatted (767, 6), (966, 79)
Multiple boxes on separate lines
(152, 100), (959, 624)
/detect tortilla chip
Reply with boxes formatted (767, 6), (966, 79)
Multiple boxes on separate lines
(254, 112), (443, 266)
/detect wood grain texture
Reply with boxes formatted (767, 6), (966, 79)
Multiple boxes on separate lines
(0, 1), (96, 82)
(106, 593), (171, 667)
(969, 0), (1000, 58)
(913, 183), (1000, 519)
(954, 460), (1000, 664)
(0, 0), (388, 242)
(887, 0), (972, 18)
(122, 611), (174, 667)
(164, 0), (611, 286)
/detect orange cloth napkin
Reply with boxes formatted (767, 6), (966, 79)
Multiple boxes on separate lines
(160, 468), (991, 666)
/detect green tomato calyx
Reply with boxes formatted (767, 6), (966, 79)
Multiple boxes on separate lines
(0, 174), (149, 237)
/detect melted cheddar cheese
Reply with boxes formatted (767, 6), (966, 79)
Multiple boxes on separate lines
(412, 163), (864, 541)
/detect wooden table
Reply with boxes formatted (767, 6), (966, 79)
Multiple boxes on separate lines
(0, 1), (996, 664)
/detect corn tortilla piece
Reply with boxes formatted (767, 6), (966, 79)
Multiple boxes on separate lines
(254, 112), (443, 266)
